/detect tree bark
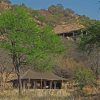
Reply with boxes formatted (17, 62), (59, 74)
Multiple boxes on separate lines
(11, 41), (22, 95)
(15, 60), (22, 95)
(17, 73), (22, 95)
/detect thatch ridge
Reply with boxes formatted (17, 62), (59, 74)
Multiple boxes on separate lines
(9, 69), (67, 81)
(54, 23), (85, 34)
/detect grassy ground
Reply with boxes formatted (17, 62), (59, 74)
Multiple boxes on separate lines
(0, 89), (99, 100)
(0, 94), (99, 100)
(0, 89), (71, 100)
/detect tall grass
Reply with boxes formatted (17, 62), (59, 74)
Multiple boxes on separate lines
(0, 89), (99, 100)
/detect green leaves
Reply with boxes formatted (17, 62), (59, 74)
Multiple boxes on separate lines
(0, 7), (65, 71)
(75, 68), (96, 90)
(79, 21), (100, 53)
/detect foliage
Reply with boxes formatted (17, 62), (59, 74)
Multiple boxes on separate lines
(28, 26), (65, 71)
(79, 21), (100, 53)
(75, 67), (96, 90)
(0, 6), (65, 94)
(78, 19), (100, 78)
(31, 10), (45, 22)
(0, 6), (65, 71)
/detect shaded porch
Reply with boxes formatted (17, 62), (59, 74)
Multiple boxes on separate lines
(12, 79), (62, 89)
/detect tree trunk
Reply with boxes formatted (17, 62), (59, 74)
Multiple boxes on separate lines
(11, 41), (22, 95)
(17, 66), (22, 95)
(17, 73), (22, 95)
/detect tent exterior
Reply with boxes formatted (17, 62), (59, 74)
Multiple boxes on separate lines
(54, 23), (85, 40)
(9, 70), (67, 89)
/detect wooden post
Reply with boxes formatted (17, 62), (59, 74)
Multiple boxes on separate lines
(41, 78), (42, 89)
(50, 80), (52, 89)
(81, 30), (83, 37)
(23, 82), (25, 91)
(54, 81), (57, 89)
(35, 81), (37, 89)
(28, 78), (30, 89)
(44, 81), (46, 89)
(62, 80), (63, 89)
(73, 32), (75, 37)
(34, 81), (36, 89)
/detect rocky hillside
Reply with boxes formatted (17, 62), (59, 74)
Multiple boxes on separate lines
(0, 1), (11, 12)
(31, 5), (80, 27)
(0, 2), (84, 27)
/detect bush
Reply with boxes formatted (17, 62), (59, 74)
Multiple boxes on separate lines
(75, 67), (96, 90)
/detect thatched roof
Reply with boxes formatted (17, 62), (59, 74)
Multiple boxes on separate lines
(10, 69), (67, 81)
(54, 23), (85, 34)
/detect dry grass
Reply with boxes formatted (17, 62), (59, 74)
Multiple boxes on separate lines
(0, 89), (99, 100)
(0, 89), (72, 100)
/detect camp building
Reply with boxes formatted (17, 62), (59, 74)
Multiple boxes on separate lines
(8, 69), (67, 89)
(54, 23), (85, 40)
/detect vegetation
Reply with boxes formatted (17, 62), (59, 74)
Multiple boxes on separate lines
(0, 6), (64, 94)
(79, 21), (100, 51)
(28, 4), (79, 27)
(75, 67), (96, 90)
(79, 21), (100, 78)
(0, 0), (100, 99)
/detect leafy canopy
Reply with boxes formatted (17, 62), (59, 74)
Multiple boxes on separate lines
(0, 7), (65, 71)
(79, 21), (100, 53)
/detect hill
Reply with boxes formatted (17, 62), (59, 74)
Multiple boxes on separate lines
(30, 4), (80, 27)
(0, 2), (84, 27)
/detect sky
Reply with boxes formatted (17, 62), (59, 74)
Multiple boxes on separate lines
(11, 0), (100, 20)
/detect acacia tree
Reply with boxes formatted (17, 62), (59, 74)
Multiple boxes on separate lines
(0, 7), (64, 94)
(79, 21), (100, 78)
